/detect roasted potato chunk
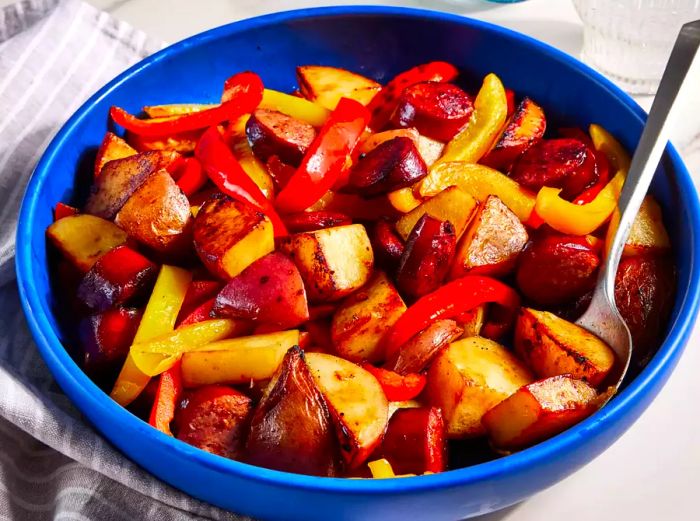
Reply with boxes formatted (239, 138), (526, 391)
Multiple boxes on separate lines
(514, 307), (615, 387)
(482, 375), (599, 451)
(306, 353), (389, 469)
(245, 347), (340, 476)
(94, 132), (136, 177)
(47, 214), (128, 272)
(331, 272), (406, 363)
(426, 336), (533, 438)
(451, 195), (528, 279)
(193, 194), (274, 279)
(395, 186), (478, 241)
(115, 170), (192, 254)
(84, 150), (179, 219)
(624, 196), (671, 256)
(279, 224), (374, 302)
(297, 65), (381, 110)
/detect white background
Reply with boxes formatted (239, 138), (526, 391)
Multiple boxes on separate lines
(8, 0), (700, 519)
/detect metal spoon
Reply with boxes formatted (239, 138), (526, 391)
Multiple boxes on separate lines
(576, 19), (700, 395)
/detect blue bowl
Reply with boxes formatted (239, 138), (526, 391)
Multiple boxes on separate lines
(15, 6), (700, 520)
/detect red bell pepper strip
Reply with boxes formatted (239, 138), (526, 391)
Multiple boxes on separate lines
(175, 157), (208, 197)
(275, 98), (370, 213)
(574, 146), (611, 205)
(367, 61), (459, 131)
(505, 88), (516, 118)
(176, 280), (221, 325)
(195, 126), (288, 236)
(110, 71), (264, 137)
(362, 364), (426, 402)
(54, 202), (78, 221)
(148, 359), (183, 436)
(384, 275), (520, 360)
(178, 297), (216, 327)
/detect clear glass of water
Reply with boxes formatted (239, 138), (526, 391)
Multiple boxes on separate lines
(573, 0), (700, 94)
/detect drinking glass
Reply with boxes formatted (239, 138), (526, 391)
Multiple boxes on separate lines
(573, 0), (700, 94)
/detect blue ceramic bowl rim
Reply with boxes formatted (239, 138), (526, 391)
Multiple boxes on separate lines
(15, 4), (700, 496)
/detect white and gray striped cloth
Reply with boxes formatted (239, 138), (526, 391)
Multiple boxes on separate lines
(0, 0), (246, 518)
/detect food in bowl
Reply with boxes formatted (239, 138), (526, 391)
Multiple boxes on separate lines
(45, 62), (675, 478)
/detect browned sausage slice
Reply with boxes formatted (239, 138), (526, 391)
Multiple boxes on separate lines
(392, 82), (474, 142)
(348, 136), (427, 195)
(175, 385), (252, 459)
(245, 108), (316, 166)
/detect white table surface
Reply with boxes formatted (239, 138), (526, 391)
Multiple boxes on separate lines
(46, 0), (700, 519)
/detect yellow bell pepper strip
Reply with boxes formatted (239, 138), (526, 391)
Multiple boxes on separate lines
(131, 318), (243, 376)
(368, 458), (397, 478)
(426, 73), (508, 172)
(180, 330), (300, 387)
(387, 187), (423, 213)
(589, 123), (631, 173)
(534, 170), (626, 236)
(535, 125), (631, 236)
(260, 89), (330, 127)
(226, 116), (275, 199)
(143, 90), (329, 126)
(110, 265), (191, 407)
(589, 124), (631, 255)
(419, 161), (536, 222)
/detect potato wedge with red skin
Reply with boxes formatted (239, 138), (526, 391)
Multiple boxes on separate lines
(385, 319), (463, 375)
(480, 97), (546, 171)
(283, 211), (351, 234)
(370, 219), (405, 270)
(79, 307), (142, 384)
(115, 170), (193, 254)
(516, 233), (600, 307)
(615, 255), (675, 366)
(451, 195), (528, 279)
(347, 137), (428, 195)
(296, 65), (380, 110)
(331, 272), (406, 363)
(392, 82), (474, 142)
(245, 347), (340, 476)
(397, 215), (456, 301)
(193, 194), (274, 279)
(47, 214), (128, 273)
(175, 385), (252, 459)
(246, 108), (316, 166)
(510, 138), (598, 200)
(84, 150), (179, 219)
(624, 196), (671, 256)
(514, 307), (615, 387)
(278, 224), (374, 302)
(212, 251), (309, 329)
(305, 353), (389, 469)
(77, 245), (157, 311)
(482, 375), (598, 451)
(375, 406), (446, 475)
(94, 132), (136, 177)
(427, 337), (534, 438)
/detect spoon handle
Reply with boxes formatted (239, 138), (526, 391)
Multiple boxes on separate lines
(600, 20), (700, 297)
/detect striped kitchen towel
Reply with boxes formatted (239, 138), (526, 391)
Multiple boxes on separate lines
(0, 1), (246, 519)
